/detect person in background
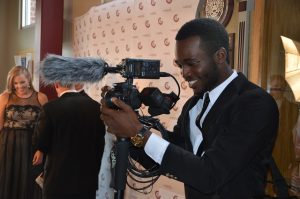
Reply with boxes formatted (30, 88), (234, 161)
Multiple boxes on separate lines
(0, 65), (48, 199)
(268, 74), (299, 194)
(100, 18), (279, 198)
(74, 83), (115, 199)
(32, 81), (105, 199)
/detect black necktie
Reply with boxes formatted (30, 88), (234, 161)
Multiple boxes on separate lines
(195, 94), (210, 130)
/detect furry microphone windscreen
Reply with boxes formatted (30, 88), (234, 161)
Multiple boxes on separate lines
(40, 54), (108, 85)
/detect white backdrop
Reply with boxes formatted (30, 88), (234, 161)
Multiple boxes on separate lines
(73, 0), (199, 198)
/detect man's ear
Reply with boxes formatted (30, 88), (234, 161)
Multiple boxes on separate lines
(213, 47), (227, 64)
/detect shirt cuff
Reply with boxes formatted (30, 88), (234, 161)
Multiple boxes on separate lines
(144, 133), (170, 164)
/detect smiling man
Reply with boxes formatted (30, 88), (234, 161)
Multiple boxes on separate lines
(100, 18), (279, 199)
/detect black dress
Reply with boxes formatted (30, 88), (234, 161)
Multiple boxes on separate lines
(0, 92), (43, 199)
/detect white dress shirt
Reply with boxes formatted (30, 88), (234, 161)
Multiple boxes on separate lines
(58, 90), (78, 97)
(144, 71), (238, 164)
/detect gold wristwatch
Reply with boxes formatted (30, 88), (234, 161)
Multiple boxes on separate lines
(130, 125), (149, 147)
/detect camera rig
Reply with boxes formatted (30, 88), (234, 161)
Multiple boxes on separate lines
(103, 58), (180, 199)
(103, 58), (180, 116)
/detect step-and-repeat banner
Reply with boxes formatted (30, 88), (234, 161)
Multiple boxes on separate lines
(73, 0), (199, 198)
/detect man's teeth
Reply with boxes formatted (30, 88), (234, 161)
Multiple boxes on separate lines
(189, 80), (197, 87)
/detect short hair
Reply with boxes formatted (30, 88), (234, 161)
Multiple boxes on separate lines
(176, 18), (230, 64)
(57, 82), (74, 88)
(74, 83), (84, 91)
(6, 66), (35, 93)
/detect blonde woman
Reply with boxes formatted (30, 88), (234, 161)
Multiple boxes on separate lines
(0, 66), (48, 199)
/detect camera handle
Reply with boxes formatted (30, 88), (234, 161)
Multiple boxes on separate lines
(113, 137), (129, 199)
(111, 116), (167, 199)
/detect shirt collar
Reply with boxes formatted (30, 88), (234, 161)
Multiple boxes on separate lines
(206, 70), (238, 106)
(59, 90), (78, 97)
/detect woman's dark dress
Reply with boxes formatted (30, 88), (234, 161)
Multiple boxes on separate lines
(0, 92), (42, 199)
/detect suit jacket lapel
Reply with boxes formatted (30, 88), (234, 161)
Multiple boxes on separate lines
(200, 73), (248, 151)
(184, 95), (201, 152)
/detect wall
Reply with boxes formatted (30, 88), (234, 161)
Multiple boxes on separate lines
(225, 0), (240, 69)
(0, 0), (9, 91)
(0, 0), (35, 91)
(63, 0), (104, 57)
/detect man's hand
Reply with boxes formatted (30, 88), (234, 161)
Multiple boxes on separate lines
(100, 97), (143, 137)
(32, 150), (44, 165)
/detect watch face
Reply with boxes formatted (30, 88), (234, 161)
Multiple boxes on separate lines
(197, 0), (234, 27)
(130, 135), (144, 148)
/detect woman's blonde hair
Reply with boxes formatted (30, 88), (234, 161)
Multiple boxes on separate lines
(6, 66), (35, 93)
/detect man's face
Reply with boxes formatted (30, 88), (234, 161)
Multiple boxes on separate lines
(175, 36), (219, 95)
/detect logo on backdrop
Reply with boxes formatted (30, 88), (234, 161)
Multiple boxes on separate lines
(139, 2), (144, 10)
(116, 10), (120, 17)
(158, 17), (163, 25)
(151, 0), (156, 6)
(151, 40), (156, 48)
(145, 20), (150, 28)
(127, 6), (131, 13)
(181, 81), (188, 90)
(164, 82), (170, 90)
(173, 14), (179, 22)
(132, 23), (137, 30)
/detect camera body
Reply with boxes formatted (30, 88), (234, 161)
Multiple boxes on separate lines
(104, 58), (178, 116)
(104, 82), (141, 110)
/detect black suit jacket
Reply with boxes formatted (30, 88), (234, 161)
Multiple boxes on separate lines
(36, 92), (105, 195)
(158, 73), (279, 199)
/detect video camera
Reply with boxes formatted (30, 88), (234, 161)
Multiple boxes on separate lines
(103, 58), (180, 117)
(102, 58), (180, 199)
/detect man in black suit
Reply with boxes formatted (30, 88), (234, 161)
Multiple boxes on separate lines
(100, 18), (279, 198)
(32, 82), (105, 199)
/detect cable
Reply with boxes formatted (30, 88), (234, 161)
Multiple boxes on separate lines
(125, 116), (166, 194)
(126, 156), (160, 193)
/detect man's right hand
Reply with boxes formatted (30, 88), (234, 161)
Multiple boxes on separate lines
(100, 96), (144, 138)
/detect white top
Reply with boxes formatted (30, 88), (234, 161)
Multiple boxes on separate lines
(144, 71), (238, 164)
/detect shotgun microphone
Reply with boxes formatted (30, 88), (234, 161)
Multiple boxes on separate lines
(40, 54), (109, 85)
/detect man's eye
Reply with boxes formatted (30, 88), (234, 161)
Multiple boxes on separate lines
(174, 62), (183, 68)
(187, 60), (201, 66)
(174, 60), (201, 69)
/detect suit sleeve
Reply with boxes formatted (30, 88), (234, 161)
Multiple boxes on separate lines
(159, 90), (279, 193)
(127, 97), (194, 170)
(36, 108), (52, 154)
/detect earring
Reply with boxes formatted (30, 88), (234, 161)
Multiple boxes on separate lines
(28, 85), (31, 88)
